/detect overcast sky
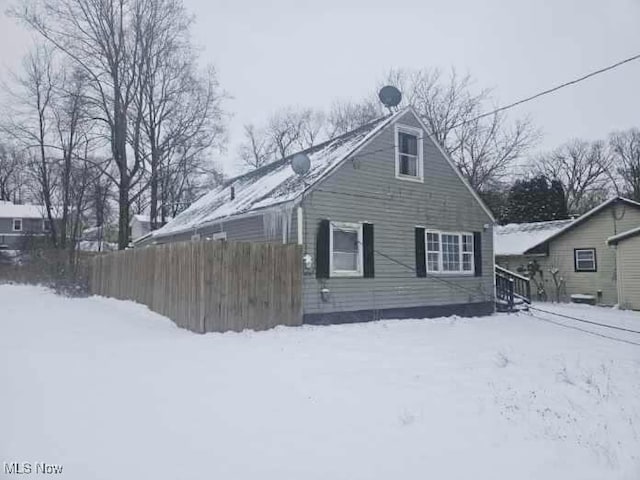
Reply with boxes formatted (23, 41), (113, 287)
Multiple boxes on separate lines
(1, 0), (639, 176)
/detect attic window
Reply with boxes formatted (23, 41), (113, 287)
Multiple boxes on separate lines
(395, 125), (423, 182)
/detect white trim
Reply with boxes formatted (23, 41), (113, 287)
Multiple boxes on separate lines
(394, 124), (424, 183)
(12, 218), (23, 232)
(297, 207), (303, 245)
(407, 108), (496, 223)
(211, 231), (227, 241)
(329, 221), (363, 277)
(425, 230), (475, 275)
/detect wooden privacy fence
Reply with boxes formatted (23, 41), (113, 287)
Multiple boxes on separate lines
(90, 240), (303, 333)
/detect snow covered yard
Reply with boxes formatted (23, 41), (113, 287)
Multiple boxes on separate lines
(1, 285), (639, 480)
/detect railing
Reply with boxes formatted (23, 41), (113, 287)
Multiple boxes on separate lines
(495, 265), (531, 310)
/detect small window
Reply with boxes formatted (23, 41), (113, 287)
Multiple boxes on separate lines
(574, 248), (597, 272)
(395, 125), (423, 181)
(12, 219), (22, 232)
(425, 230), (474, 275)
(211, 232), (227, 241)
(330, 222), (363, 277)
(43, 219), (51, 232)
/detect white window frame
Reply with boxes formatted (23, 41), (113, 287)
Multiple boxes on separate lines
(43, 219), (51, 232)
(329, 221), (363, 277)
(395, 124), (424, 182)
(425, 230), (474, 275)
(574, 248), (596, 272)
(12, 218), (23, 232)
(211, 231), (227, 241)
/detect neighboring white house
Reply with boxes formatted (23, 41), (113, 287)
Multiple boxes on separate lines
(129, 214), (172, 242)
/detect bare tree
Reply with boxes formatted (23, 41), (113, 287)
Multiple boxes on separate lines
(239, 124), (273, 170)
(385, 68), (539, 191)
(534, 139), (612, 214)
(0, 142), (28, 201)
(2, 45), (61, 245)
(326, 99), (381, 138)
(609, 129), (640, 201)
(13, 0), (227, 248)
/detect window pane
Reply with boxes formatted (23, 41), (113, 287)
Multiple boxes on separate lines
(333, 251), (358, 271)
(427, 252), (440, 271)
(462, 234), (473, 253)
(399, 132), (418, 155)
(333, 229), (358, 253)
(462, 252), (473, 271)
(400, 155), (417, 176)
(577, 250), (593, 260)
(442, 234), (460, 271)
(427, 233), (440, 251)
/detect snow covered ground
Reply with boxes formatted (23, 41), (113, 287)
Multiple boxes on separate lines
(1, 285), (639, 480)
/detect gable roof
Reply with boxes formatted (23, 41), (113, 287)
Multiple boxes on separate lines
(607, 225), (640, 245)
(523, 196), (640, 254)
(0, 201), (54, 219)
(153, 107), (494, 239)
(494, 219), (574, 256)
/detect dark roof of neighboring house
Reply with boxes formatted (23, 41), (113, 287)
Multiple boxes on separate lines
(523, 196), (640, 254)
(607, 225), (640, 245)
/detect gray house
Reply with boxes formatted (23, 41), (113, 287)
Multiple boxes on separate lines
(137, 107), (496, 324)
(0, 201), (55, 249)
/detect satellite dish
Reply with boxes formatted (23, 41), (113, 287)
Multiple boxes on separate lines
(291, 153), (311, 176)
(378, 85), (402, 109)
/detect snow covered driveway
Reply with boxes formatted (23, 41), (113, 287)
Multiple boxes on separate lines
(1, 285), (639, 480)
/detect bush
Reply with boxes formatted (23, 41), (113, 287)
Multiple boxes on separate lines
(0, 248), (94, 297)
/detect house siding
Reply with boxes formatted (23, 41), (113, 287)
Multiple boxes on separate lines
(614, 236), (640, 310)
(300, 110), (494, 320)
(151, 209), (298, 246)
(0, 217), (50, 249)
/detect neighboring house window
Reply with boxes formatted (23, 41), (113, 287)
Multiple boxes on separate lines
(395, 125), (423, 181)
(211, 232), (227, 241)
(43, 219), (51, 232)
(330, 222), (363, 277)
(574, 248), (597, 272)
(425, 231), (474, 274)
(12, 219), (22, 232)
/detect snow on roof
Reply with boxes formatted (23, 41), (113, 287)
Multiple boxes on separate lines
(131, 214), (172, 225)
(522, 196), (640, 254)
(494, 219), (574, 256)
(154, 109), (405, 238)
(0, 201), (54, 219)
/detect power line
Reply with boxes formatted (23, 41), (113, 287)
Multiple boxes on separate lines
(528, 304), (640, 334)
(526, 311), (640, 347)
(457, 52), (640, 127)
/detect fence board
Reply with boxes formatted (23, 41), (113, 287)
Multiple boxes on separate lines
(90, 240), (302, 333)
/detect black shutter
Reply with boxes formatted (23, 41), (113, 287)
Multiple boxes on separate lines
(473, 231), (482, 277)
(363, 223), (375, 278)
(415, 227), (426, 277)
(316, 220), (330, 279)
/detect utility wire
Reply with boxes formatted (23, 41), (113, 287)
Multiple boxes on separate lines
(346, 51), (640, 161)
(528, 304), (640, 335)
(454, 52), (640, 127)
(526, 311), (640, 347)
